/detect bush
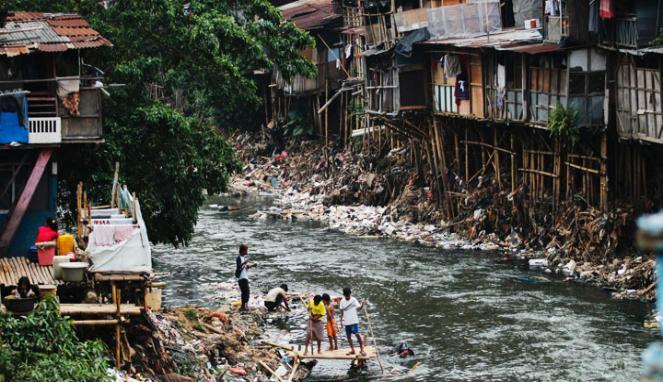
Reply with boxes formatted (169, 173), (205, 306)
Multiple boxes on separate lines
(548, 104), (579, 144)
(0, 297), (111, 382)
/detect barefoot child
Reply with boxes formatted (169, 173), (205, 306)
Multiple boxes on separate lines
(340, 287), (365, 356)
(322, 293), (338, 351)
(304, 295), (326, 355)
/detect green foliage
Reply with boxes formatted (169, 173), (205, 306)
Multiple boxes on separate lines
(548, 104), (579, 144)
(0, 297), (111, 382)
(183, 308), (198, 321)
(8, 0), (315, 245)
(349, 102), (364, 115)
(282, 110), (309, 139)
(653, 28), (663, 46)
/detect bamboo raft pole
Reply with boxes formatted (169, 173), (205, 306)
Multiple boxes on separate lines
(362, 304), (384, 374)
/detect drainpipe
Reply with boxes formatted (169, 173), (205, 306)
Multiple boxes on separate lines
(638, 211), (663, 380)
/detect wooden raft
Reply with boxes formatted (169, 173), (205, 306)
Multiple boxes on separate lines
(59, 303), (142, 316)
(289, 346), (377, 360)
(0, 257), (57, 286)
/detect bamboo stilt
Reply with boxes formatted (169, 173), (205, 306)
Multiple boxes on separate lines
(600, 134), (608, 211)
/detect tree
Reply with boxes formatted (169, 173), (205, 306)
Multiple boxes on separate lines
(9, 0), (315, 245)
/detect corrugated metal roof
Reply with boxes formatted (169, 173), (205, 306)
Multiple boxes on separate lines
(501, 43), (563, 54)
(420, 28), (543, 50)
(280, 0), (340, 30)
(0, 12), (111, 56)
(0, 21), (70, 46)
(620, 46), (663, 56)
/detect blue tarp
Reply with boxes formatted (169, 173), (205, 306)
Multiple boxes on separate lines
(0, 95), (28, 144)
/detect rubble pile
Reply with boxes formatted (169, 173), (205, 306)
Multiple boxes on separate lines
(229, 132), (655, 300)
(125, 306), (311, 381)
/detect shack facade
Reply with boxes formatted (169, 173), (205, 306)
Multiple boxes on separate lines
(271, 0), (663, 227)
(0, 12), (111, 256)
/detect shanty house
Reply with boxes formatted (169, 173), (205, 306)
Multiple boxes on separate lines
(0, 12), (111, 257)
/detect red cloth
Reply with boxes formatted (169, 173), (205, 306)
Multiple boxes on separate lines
(599, 0), (613, 19)
(36, 226), (58, 242)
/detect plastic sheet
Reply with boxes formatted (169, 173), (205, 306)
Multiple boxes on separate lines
(87, 199), (152, 273)
(427, 1), (501, 40)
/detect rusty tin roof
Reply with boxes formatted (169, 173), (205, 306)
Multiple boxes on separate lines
(280, 0), (341, 31)
(0, 12), (111, 56)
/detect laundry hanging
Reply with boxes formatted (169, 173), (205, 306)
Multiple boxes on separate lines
(454, 72), (470, 105)
(599, 0), (613, 19)
(443, 54), (462, 78)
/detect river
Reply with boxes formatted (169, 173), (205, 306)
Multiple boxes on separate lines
(153, 195), (654, 381)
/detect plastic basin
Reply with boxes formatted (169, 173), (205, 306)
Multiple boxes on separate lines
(3, 296), (36, 314)
(38, 285), (57, 299)
(59, 262), (89, 282)
(53, 256), (71, 280)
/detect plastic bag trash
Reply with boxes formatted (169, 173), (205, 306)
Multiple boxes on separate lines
(562, 260), (576, 275)
(275, 365), (288, 377)
(528, 259), (548, 268)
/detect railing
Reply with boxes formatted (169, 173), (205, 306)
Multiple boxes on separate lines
(600, 16), (639, 48)
(615, 17), (638, 48)
(28, 117), (61, 144)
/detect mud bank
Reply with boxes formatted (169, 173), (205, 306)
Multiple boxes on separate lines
(228, 134), (655, 301)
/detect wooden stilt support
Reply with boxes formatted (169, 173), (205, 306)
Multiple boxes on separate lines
(493, 129), (501, 188)
(600, 133), (608, 211)
(510, 133), (516, 206)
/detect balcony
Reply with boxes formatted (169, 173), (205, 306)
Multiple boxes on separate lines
(394, 8), (428, 33)
(0, 77), (104, 144)
(601, 16), (652, 48)
(28, 117), (61, 144)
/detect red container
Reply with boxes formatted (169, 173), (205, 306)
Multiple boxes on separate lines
(37, 246), (55, 266)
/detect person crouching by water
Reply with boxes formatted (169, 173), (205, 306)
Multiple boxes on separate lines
(340, 287), (366, 356)
(13, 277), (36, 299)
(304, 294), (326, 355)
(235, 244), (256, 311)
(264, 284), (290, 312)
(322, 293), (338, 350)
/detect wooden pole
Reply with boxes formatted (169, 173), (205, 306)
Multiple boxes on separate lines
(600, 133), (608, 211)
(362, 304), (384, 374)
(493, 128), (501, 188)
(510, 133), (516, 206)
(110, 162), (119, 208)
(73, 319), (120, 326)
(464, 128), (469, 185)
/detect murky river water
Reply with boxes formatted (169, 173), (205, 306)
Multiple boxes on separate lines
(153, 195), (654, 381)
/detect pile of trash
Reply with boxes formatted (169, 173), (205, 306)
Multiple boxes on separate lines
(124, 306), (312, 381)
(230, 132), (655, 300)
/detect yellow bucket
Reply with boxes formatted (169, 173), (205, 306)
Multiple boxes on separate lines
(144, 282), (165, 311)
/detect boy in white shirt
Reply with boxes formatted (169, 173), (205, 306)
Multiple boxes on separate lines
(339, 287), (365, 356)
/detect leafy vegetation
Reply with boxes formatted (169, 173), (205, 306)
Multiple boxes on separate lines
(0, 297), (111, 382)
(548, 104), (579, 144)
(9, 0), (315, 245)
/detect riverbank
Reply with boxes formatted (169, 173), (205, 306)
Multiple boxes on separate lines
(228, 133), (655, 301)
(121, 305), (311, 381)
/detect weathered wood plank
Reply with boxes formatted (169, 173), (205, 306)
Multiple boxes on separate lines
(0, 149), (53, 248)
